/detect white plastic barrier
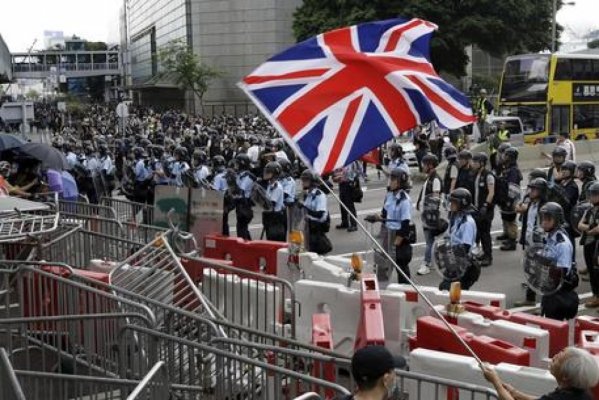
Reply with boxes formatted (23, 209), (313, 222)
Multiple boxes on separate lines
(201, 268), (286, 336)
(295, 279), (405, 356)
(430, 306), (550, 368)
(277, 248), (375, 288)
(386, 284), (506, 334)
(409, 348), (556, 399)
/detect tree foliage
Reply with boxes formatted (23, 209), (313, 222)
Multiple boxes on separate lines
(293, 0), (560, 77)
(158, 40), (222, 112)
(589, 39), (599, 49)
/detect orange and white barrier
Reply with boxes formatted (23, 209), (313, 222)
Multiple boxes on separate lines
(430, 306), (550, 368)
(409, 348), (556, 399)
(295, 279), (406, 356)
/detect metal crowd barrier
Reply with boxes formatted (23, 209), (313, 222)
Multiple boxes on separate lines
(191, 255), (297, 339)
(120, 324), (352, 399)
(57, 199), (118, 220)
(0, 348), (25, 400)
(394, 369), (499, 399)
(100, 197), (155, 225)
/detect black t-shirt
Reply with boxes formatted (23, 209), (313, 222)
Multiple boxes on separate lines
(538, 388), (593, 400)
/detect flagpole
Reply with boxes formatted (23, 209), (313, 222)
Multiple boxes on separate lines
(315, 174), (485, 368)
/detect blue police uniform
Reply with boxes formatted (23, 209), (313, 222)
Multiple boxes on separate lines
(66, 152), (78, 168)
(382, 189), (412, 283)
(170, 161), (190, 187)
(540, 229), (579, 321)
(439, 212), (478, 291)
(194, 166), (210, 183)
(235, 171), (255, 240)
(389, 157), (410, 175)
(263, 181), (286, 241)
(304, 187), (331, 254)
(213, 171), (228, 192)
(281, 176), (296, 205)
(153, 160), (170, 185)
(135, 159), (152, 182)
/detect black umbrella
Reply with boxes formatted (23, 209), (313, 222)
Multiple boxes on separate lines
(0, 134), (26, 151)
(16, 142), (69, 170)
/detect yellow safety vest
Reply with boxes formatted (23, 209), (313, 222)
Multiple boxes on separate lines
(498, 129), (509, 142)
(477, 97), (487, 120)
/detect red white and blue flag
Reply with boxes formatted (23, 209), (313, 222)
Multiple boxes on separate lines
(239, 18), (476, 175)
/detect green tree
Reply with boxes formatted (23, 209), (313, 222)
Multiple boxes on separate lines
(25, 89), (40, 100)
(293, 0), (560, 77)
(589, 39), (599, 49)
(158, 40), (222, 113)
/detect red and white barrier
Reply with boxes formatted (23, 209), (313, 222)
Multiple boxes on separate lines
(386, 284), (506, 334)
(410, 316), (530, 366)
(576, 316), (599, 345)
(430, 306), (550, 368)
(295, 279), (406, 356)
(409, 348), (556, 399)
(463, 303), (569, 357)
(311, 313), (335, 398)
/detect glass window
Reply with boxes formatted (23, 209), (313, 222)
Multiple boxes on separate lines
(554, 58), (572, 80)
(501, 56), (549, 101)
(501, 105), (547, 133)
(574, 104), (599, 129)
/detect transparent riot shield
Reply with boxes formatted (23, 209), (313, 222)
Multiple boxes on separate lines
(432, 236), (471, 281)
(571, 202), (592, 234)
(421, 194), (442, 230)
(364, 217), (396, 282)
(287, 203), (308, 270)
(522, 243), (563, 296)
(505, 182), (522, 209)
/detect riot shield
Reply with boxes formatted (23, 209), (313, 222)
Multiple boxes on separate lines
(522, 243), (563, 296)
(571, 202), (592, 234)
(251, 182), (273, 212)
(287, 203), (309, 262)
(505, 182), (522, 209)
(421, 194), (442, 230)
(364, 217), (396, 282)
(432, 237), (471, 281)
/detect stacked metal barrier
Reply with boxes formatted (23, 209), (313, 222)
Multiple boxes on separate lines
(0, 196), (499, 399)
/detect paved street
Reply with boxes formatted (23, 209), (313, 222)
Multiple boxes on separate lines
(232, 166), (592, 309)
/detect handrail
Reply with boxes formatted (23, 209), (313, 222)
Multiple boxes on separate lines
(0, 348), (26, 400)
(126, 361), (168, 400)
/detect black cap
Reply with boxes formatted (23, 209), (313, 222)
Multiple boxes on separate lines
(351, 346), (406, 384)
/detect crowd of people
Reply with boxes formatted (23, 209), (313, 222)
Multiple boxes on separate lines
(1, 101), (597, 325)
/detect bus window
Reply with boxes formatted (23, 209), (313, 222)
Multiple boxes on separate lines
(554, 59), (572, 80)
(571, 59), (599, 80)
(551, 105), (570, 135)
(574, 104), (599, 129)
(500, 56), (549, 101)
(503, 105), (547, 133)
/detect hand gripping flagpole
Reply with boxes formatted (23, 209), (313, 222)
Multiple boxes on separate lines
(314, 173), (485, 368)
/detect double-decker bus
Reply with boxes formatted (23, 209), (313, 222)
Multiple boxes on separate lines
(497, 53), (599, 144)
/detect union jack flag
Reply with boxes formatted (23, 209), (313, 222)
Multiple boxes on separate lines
(239, 18), (476, 175)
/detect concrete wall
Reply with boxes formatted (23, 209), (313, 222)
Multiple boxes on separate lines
(0, 34), (12, 83)
(190, 0), (302, 106)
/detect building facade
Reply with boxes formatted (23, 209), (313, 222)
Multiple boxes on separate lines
(0, 34), (11, 83)
(121, 0), (302, 112)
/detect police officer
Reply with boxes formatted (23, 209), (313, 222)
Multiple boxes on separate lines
(370, 168), (413, 283)
(211, 155), (230, 236)
(471, 152), (495, 266)
(416, 153), (442, 275)
(514, 177), (548, 306)
(456, 150), (475, 195)
(333, 162), (360, 232)
(133, 146), (153, 204)
(489, 132), (510, 173)
(98, 144), (115, 196)
(385, 143), (410, 176)
(192, 149), (210, 185)
(442, 146), (459, 198)
(548, 147), (567, 185)
(170, 146), (191, 187)
(234, 153), (256, 240)
(278, 158), (296, 207)
(300, 169), (331, 255)
(475, 88), (494, 142)
(439, 188), (478, 291)
(150, 145), (170, 186)
(577, 161), (596, 203)
(579, 182), (599, 308)
(559, 161), (580, 263)
(498, 147), (522, 251)
(262, 161), (286, 242)
(538, 202), (579, 321)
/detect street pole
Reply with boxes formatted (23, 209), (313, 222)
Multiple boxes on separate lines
(551, 0), (557, 53)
